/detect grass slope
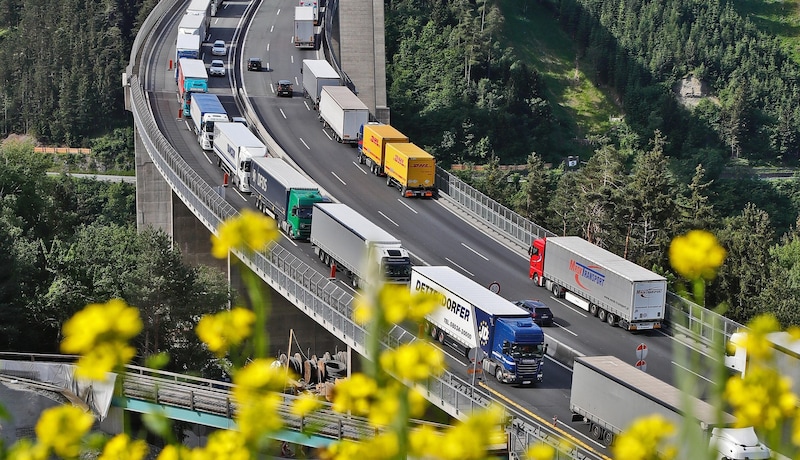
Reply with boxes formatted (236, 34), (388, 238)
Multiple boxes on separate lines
(731, 0), (800, 63)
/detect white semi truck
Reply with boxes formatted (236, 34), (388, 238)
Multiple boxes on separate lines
(571, 355), (770, 459)
(212, 122), (266, 193)
(529, 236), (667, 331)
(188, 93), (228, 151)
(310, 202), (411, 288)
(318, 86), (369, 144)
(293, 6), (315, 49)
(301, 59), (340, 109)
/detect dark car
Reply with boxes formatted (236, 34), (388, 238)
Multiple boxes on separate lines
(247, 57), (263, 71)
(513, 300), (554, 326)
(277, 80), (293, 97)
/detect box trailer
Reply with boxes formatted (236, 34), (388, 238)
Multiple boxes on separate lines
(318, 86), (369, 144)
(212, 122), (266, 193)
(571, 355), (770, 459)
(529, 236), (667, 331)
(383, 142), (436, 198)
(294, 6), (315, 49)
(358, 123), (408, 176)
(301, 59), (340, 108)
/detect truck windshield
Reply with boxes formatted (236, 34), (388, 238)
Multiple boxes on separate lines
(509, 343), (545, 359)
(384, 260), (412, 279)
(296, 206), (313, 220)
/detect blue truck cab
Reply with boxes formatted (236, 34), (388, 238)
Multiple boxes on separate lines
(490, 317), (546, 384)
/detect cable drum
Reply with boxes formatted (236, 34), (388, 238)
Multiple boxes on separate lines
(325, 360), (346, 380)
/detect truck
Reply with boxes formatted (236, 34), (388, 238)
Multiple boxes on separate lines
(301, 59), (340, 109)
(177, 58), (208, 117)
(299, 0), (319, 25)
(212, 122), (266, 193)
(726, 330), (800, 399)
(250, 157), (326, 239)
(310, 202), (411, 288)
(189, 93), (228, 151)
(528, 236), (667, 331)
(186, 0), (213, 23)
(178, 12), (207, 44)
(383, 143), (436, 198)
(411, 265), (546, 385)
(570, 355), (771, 459)
(358, 123), (408, 176)
(318, 86), (369, 144)
(294, 6), (315, 49)
(175, 34), (201, 80)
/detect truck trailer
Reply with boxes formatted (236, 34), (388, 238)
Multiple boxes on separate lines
(358, 123), (408, 176)
(189, 93), (228, 150)
(293, 6), (315, 49)
(177, 12), (207, 43)
(411, 266), (546, 384)
(177, 58), (208, 117)
(212, 122), (266, 193)
(250, 157), (326, 239)
(318, 86), (369, 144)
(310, 203), (411, 288)
(301, 59), (340, 109)
(570, 355), (770, 459)
(529, 236), (666, 331)
(175, 35), (201, 80)
(299, 0), (319, 25)
(383, 143), (436, 198)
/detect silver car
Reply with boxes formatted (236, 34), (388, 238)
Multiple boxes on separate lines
(211, 40), (226, 56)
(209, 60), (225, 76)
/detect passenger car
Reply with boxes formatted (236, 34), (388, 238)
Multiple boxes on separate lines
(211, 40), (227, 56)
(513, 300), (554, 326)
(277, 80), (293, 97)
(209, 60), (225, 76)
(247, 57), (263, 71)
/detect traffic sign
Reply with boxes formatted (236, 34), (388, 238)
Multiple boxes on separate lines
(488, 281), (500, 294)
(635, 360), (647, 372)
(636, 343), (648, 360)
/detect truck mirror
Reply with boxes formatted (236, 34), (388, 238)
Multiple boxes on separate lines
(502, 340), (510, 353)
(291, 206), (298, 216)
(528, 246), (533, 256)
(544, 343), (549, 354)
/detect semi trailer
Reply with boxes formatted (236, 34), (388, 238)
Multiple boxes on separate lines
(212, 122), (266, 193)
(301, 59), (340, 109)
(189, 93), (228, 150)
(318, 86), (369, 144)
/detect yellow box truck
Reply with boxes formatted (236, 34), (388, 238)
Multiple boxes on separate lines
(384, 143), (437, 198)
(357, 123), (409, 176)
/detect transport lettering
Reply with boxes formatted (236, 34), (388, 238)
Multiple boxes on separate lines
(568, 259), (605, 289)
(413, 279), (471, 322)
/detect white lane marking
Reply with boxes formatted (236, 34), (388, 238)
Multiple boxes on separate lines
(279, 108), (287, 119)
(291, 55), (294, 64)
(331, 171), (346, 185)
(461, 242), (489, 261)
(276, 8), (280, 14)
(295, 76), (299, 85)
(322, 129), (332, 141)
(445, 257), (474, 277)
(235, 189), (248, 202)
(299, 138), (311, 150)
(554, 322), (577, 336)
(269, 83), (275, 93)
(267, 62), (271, 70)
(270, 25), (274, 32)
(352, 162), (369, 174)
(378, 211), (399, 227)
(203, 151), (214, 164)
(279, 232), (298, 247)
(672, 361), (714, 383)
(303, 101), (311, 111)
(397, 199), (417, 214)
(266, 43), (270, 51)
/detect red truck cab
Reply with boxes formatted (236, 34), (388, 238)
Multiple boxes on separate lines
(528, 237), (546, 283)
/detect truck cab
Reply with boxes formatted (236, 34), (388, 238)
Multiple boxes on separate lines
(287, 189), (325, 239)
(374, 247), (412, 284)
(488, 318), (546, 384)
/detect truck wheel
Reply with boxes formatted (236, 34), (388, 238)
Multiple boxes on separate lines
(591, 424), (602, 440)
(602, 431), (613, 446)
(551, 284), (561, 298)
(589, 304), (599, 316)
(598, 309), (607, 322)
(532, 273), (540, 285)
(386, 175), (392, 186)
(606, 313), (616, 326)
(437, 331), (445, 344)
(495, 367), (503, 383)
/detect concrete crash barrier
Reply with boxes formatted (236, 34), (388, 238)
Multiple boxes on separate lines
(544, 337), (584, 368)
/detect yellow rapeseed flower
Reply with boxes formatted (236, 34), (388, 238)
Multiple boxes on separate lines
(154, 444), (192, 460)
(35, 405), (95, 458)
(323, 433), (399, 460)
(379, 341), (445, 382)
(668, 230), (726, 281)
(409, 424), (442, 458)
(526, 444), (556, 460)
(355, 286), (440, 326)
(611, 414), (676, 460)
(200, 430), (251, 460)
(61, 299), (142, 379)
(737, 315), (782, 361)
(211, 209), (279, 259)
(353, 294), (374, 325)
(232, 359), (288, 400)
(99, 434), (149, 460)
(437, 404), (507, 460)
(331, 373), (378, 416)
(6, 438), (49, 460)
(196, 307), (256, 357)
(725, 364), (796, 430)
(291, 392), (323, 418)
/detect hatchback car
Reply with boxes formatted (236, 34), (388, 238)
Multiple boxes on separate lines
(247, 57), (263, 71)
(211, 40), (227, 56)
(513, 300), (554, 326)
(277, 80), (293, 97)
(209, 60), (225, 76)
